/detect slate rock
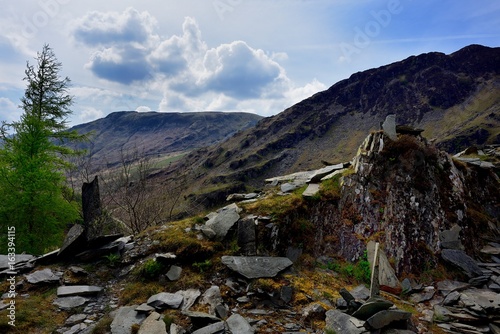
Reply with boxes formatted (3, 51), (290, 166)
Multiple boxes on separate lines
(32, 249), (59, 266)
(336, 297), (348, 309)
(437, 280), (469, 296)
(302, 303), (326, 321)
(177, 289), (201, 311)
(0, 301), (9, 311)
(321, 168), (346, 181)
(280, 182), (300, 193)
(226, 314), (254, 334)
(367, 241), (401, 293)
(221, 256), (293, 279)
(25, 268), (61, 284)
(57, 285), (103, 297)
(286, 246), (303, 263)
(200, 227), (217, 239)
(166, 265), (182, 281)
(439, 224), (464, 250)
(489, 283), (500, 293)
(53, 296), (88, 310)
(226, 193), (246, 201)
(182, 311), (221, 330)
(110, 305), (146, 334)
(401, 278), (412, 294)
(410, 286), (435, 303)
(58, 224), (87, 259)
(201, 286), (223, 315)
(433, 305), (452, 323)
(215, 304), (228, 319)
(382, 114), (397, 140)
(147, 292), (183, 310)
(280, 286), (293, 303)
(468, 275), (490, 287)
(191, 321), (225, 334)
(63, 266), (89, 285)
(204, 203), (241, 240)
(170, 324), (184, 334)
(0, 254), (35, 272)
(135, 303), (155, 313)
(138, 311), (167, 334)
(76, 237), (125, 262)
(339, 288), (356, 304)
(441, 249), (483, 278)
(481, 245), (500, 255)
(442, 290), (461, 306)
(365, 309), (412, 330)
(308, 163), (344, 183)
(325, 309), (367, 334)
(459, 288), (500, 315)
(65, 314), (87, 326)
(154, 252), (176, 265)
(350, 285), (371, 301)
(302, 183), (320, 197)
(351, 297), (394, 320)
(63, 323), (88, 334)
(238, 217), (257, 256)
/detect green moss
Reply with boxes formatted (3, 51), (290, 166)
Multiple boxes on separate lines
(319, 174), (342, 200)
(318, 252), (371, 284)
(192, 259), (212, 273)
(140, 258), (164, 279)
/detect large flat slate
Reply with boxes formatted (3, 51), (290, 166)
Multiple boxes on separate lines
(221, 256), (293, 279)
(57, 285), (103, 297)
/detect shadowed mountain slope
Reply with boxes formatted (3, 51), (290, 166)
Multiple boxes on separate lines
(69, 111), (263, 169)
(171, 44), (499, 207)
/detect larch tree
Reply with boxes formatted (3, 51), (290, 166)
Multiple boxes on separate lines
(0, 44), (82, 255)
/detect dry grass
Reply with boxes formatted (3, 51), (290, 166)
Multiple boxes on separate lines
(0, 287), (67, 334)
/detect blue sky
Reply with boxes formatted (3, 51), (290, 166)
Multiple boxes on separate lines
(0, 0), (499, 126)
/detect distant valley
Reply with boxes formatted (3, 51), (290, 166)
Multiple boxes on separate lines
(69, 111), (263, 170)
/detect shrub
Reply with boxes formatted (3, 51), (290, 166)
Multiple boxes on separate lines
(140, 258), (164, 279)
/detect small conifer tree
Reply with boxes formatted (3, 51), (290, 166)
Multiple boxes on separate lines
(0, 44), (82, 254)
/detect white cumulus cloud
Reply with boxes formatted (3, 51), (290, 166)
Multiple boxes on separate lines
(71, 9), (325, 115)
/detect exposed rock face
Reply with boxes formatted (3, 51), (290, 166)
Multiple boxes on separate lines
(311, 131), (499, 276)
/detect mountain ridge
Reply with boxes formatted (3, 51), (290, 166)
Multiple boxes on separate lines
(69, 111), (263, 169)
(169, 44), (499, 209)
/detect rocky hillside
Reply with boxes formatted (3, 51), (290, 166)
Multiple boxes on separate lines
(172, 44), (499, 209)
(69, 111), (262, 170)
(1, 126), (498, 333)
